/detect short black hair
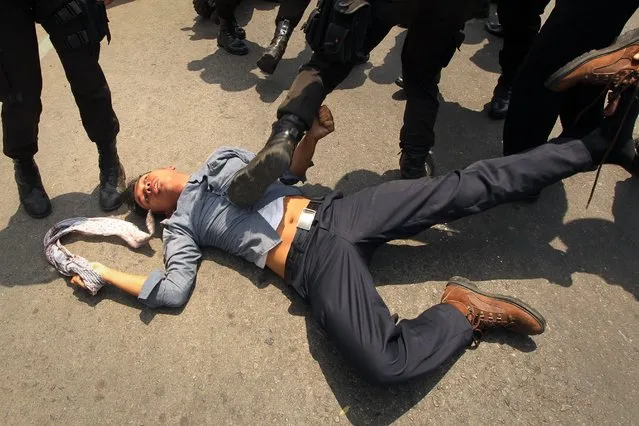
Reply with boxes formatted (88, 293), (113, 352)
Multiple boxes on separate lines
(123, 173), (148, 217)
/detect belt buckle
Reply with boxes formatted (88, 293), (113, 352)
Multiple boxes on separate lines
(297, 207), (316, 231)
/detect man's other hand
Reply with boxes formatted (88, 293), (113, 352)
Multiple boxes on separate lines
(308, 105), (335, 141)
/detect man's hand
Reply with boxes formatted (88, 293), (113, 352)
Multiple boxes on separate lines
(307, 105), (335, 141)
(70, 262), (108, 289)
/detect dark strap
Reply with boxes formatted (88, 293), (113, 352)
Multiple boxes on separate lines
(51, 0), (84, 25)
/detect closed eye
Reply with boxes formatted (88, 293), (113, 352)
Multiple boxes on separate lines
(143, 175), (150, 203)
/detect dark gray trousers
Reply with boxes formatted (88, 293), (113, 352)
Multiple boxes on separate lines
(291, 137), (593, 384)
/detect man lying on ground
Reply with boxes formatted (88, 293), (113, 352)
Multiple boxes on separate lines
(70, 44), (639, 384)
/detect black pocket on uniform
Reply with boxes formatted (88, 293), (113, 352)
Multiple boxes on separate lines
(323, 23), (351, 61)
(304, 8), (323, 51)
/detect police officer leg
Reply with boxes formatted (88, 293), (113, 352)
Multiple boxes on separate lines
(228, 55), (352, 208)
(488, 0), (550, 120)
(0, 1), (52, 218)
(257, 0), (312, 74)
(398, 0), (475, 179)
(502, 0), (639, 156)
(229, 15), (393, 208)
(39, 0), (125, 211)
(216, 0), (248, 55)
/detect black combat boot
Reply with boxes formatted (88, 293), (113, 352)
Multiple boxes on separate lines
(97, 141), (126, 211)
(399, 151), (435, 179)
(488, 81), (511, 120)
(211, 12), (246, 39)
(13, 158), (52, 218)
(228, 114), (305, 208)
(257, 19), (292, 74)
(217, 18), (249, 55)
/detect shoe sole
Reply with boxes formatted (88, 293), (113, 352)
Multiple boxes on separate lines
(217, 40), (249, 56)
(446, 276), (546, 333)
(228, 142), (293, 208)
(24, 205), (52, 219)
(545, 27), (639, 90)
(257, 54), (278, 74)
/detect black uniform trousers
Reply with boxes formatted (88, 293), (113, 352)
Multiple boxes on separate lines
(0, 0), (119, 160)
(216, 0), (241, 20)
(502, 0), (639, 156)
(287, 136), (593, 384)
(495, 0), (550, 88)
(276, 0), (312, 28)
(277, 0), (476, 156)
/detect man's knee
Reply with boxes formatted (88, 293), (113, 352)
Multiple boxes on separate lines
(358, 351), (406, 385)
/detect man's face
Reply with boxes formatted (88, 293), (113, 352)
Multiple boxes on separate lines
(134, 167), (180, 214)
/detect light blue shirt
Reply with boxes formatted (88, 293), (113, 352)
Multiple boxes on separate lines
(139, 147), (303, 308)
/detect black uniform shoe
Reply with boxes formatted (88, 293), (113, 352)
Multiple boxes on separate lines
(583, 89), (639, 172)
(97, 141), (126, 211)
(228, 115), (305, 208)
(218, 19), (249, 55)
(229, 16), (246, 40)
(484, 21), (504, 37)
(580, 87), (639, 204)
(399, 151), (435, 179)
(13, 158), (52, 218)
(257, 19), (292, 74)
(488, 83), (511, 120)
(395, 76), (404, 89)
(210, 12), (245, 39)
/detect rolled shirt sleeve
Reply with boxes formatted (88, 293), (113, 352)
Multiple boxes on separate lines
(138, 225), (202, 308)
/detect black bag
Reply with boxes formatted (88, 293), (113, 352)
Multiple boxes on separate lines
(303, 0), (371, 64)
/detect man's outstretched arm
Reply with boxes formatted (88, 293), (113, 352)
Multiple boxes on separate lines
(72, 227), (202, 308)
(72, 263), (146, 296)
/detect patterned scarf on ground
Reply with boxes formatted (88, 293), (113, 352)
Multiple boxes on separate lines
(44, 212), (155, 295)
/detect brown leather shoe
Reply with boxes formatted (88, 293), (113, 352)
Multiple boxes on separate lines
(441, 277), (546, 338)
(546, 28), (639, 92)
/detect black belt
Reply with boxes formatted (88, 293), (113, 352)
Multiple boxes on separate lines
(284, 200), (321, 292)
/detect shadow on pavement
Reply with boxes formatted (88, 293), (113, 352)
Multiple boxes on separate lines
(0, 189), (132, 288)
(325, 166), (638, 301)
(368, 30), (405, 86)
(182, 10), (312, 103)
(462, 17), (503, 75)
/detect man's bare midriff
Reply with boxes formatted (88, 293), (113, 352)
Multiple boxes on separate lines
(266, 196), (311, 279)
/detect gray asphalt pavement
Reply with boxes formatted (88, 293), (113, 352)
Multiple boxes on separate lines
(1, 1), (638, 424)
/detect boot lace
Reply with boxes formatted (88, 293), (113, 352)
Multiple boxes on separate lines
(466, 305), (512, 348)
(569, 69), (639, 207)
